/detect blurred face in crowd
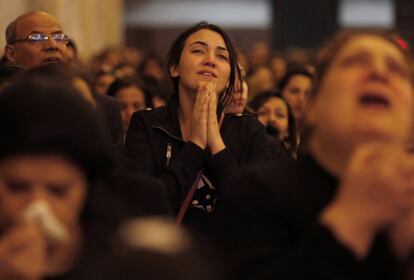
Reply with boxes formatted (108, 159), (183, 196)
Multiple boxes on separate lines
(114, 86), (146, 131)
(227, 80), (248, 114)
(271, 56), (287, 81)
(281, 74), (312, 125)
(308, 35), (414, 150)
(0, 154), (87, 274)
(257, 96), (289, 140)
(6, 12), (68, 69)
(170, 29), (231, 96)
(95, 74), (116, 95)
(143, 58), (165, 81)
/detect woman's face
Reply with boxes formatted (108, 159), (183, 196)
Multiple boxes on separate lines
(227, 81), (248, 114)
(309, 35), (414, 148)
(281, 74), (312, 124)
(170, 29), (231, 95)
(257, 97), (289, 140)
(0, 154), (87, 273)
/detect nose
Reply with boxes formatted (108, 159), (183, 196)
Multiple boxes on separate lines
(44, 36), (59, 50)
(203, 51), (216, 67)
(267, 113), (277, 127)
(368, 59), (389, 83)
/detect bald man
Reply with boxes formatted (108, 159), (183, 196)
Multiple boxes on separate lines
(4, 12), (68, 68)
(3, 12), (124, 158)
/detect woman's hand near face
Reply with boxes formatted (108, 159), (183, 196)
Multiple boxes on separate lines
(206, 82), (225, 155)
(189, 83), (210, 149)
(320, 143), (414, 259)
(0, 223), (47, 280)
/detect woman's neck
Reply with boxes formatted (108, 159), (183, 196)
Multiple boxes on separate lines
(178, 85), (196, 141)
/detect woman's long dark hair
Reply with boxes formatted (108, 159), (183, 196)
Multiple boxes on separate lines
(166, 21), (241, 113)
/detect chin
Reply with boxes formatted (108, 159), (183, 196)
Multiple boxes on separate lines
(354, 125), (400, 143)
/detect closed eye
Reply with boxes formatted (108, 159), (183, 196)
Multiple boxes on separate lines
(217, 54), (229, 61)
(387, 58), (410, 79)
(191, 49), (204, 54)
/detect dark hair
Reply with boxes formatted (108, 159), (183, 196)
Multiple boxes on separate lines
(277, 67), (313, 93)
(23, 62), (95, 91)
(0, 75), (113, 183)
(106, 77), (153, 108)
(138, 53), (164, 76)
(166, 21), (241, 110)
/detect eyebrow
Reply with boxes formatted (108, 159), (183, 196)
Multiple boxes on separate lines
(189, 41), (228, 52)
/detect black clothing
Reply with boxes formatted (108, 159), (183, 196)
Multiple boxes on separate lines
(95, 93), (124, 157)
(124, 95), (270, 229)
(44, 169), (173, 280)
(211, 155), (398, 280)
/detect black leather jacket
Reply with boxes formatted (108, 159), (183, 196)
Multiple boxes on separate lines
(124, 95), (270, 227)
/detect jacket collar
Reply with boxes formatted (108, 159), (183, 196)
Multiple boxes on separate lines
(151, 94), (184, 142)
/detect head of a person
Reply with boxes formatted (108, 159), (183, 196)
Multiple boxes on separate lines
(138, 53), (165, 81)
(167, 21), (241, 109)
(5, 11), (68, 69)
(278, 68), (313, 126)
(227, 65), (248, 114)
(23, 62), (96, 107)
(0, 76), (112, 276)
(270, 54), (287, 82)
(107, 78), (147, 132)
(249, 90), (296, 144)
(306, 29), (414, 155)
(94, 70), (117, 95)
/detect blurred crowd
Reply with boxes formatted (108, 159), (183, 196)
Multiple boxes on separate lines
(2, 11), (414, 280)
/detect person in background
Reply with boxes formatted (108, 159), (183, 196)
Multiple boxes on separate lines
(107, 78), (147, 134)
(249, 90), (297, 158)
(226, 66), (248, 114)
(2, 11), (124, 159)
(94, 70), (117, 95)
(0, 76), (114, 280)
(278, 68), (313, 145)
(4, 12), (68, 69)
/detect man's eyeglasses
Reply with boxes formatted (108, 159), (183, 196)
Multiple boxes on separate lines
(12, 33), (69, 44)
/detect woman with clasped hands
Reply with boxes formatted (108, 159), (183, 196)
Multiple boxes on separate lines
(124, 22), (269, 230)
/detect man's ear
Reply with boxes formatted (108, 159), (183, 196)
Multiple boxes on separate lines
(169, 64), (179, 78)
(5, 45), (16, 64)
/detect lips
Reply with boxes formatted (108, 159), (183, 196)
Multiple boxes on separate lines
(42, 57), (62, 63)
(358, 91), (391, 109)
(197, 70), (217, 78)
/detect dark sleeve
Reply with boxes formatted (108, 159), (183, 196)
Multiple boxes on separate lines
(246, 119), (271, 163)
(206, 117), (270, 190)
(211, 166), (362, 280)
(124, 111), (208, 211)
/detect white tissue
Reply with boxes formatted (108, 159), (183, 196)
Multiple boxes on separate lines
(23, 200), (69, 244)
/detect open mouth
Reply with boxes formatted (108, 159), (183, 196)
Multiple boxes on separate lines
(198, 70), (217, 78)
(359, 92), (390, 109)
(43, 57), (61, 63)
